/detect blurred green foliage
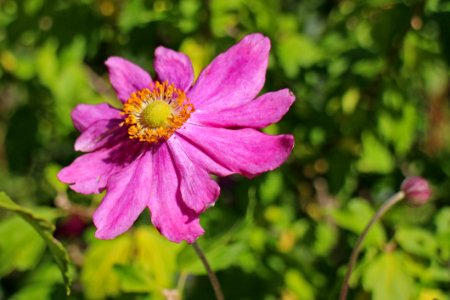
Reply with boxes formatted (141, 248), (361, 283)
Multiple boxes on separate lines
(0, 193), (71, 294)
(1, 0), (449, 299)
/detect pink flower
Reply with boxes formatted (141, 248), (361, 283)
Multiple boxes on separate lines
(401, 176), (431, 206)
(58, 33), (295, 243)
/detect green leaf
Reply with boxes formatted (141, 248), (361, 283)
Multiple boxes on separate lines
(132, 227), (182, 291)
(0, 216), (46, 275)
(396, 227), (437, 258)
(44, 164), (67, 193)
(435, 207), (450, 260)
(357, 132), (394, 173)
(23, 0), (44, 15)
(180, 38), (212, 78)
(417, 288), (449, 300)
(177, 224), (248, 275)
(330, 198), (386, 247)
(421, 264), (450, 283)
(378, 90), (417, 155)
(363, 251), (415, 300)
(82, 227), (180, 299)
(342, 88), (360, 115)
(178, 241), (247, 275)
(10, 283), (53, 300)
(313, 222), (338, 256)
(259, 171), (283, 204)
(277, 33), (324, 78)
(113, 264), (154, 293)
(0, 192), (71, 294)
(435, 207), (450, 235)
(118, 0), (165, 32)
(81, 235), (133, 299)
(10, 263), (65, 300)
(284, 269), (315, 300)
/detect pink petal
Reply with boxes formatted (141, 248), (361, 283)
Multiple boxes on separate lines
(105, 57), (152, 103)
(173, 133), (233, 177)
(94, 149), (152, 239)
(167, 137), (220, 212)
(57, 141), (141, 194)
(177, 124), (294, 177)
(148, 143), (204, 243)
(154, 46), (194, 91)
(72, 103), (121, 132)
(187, 33), (270, 111)
(74, 119), (124, 152)
(190, 89), (295, 128)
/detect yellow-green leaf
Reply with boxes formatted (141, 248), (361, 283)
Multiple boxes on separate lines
(81, 235), (133, 299)
(363, 251), (414, 300)
(0, 192), (71, 294)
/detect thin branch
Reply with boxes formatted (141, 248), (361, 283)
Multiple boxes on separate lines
(339, 191), (405, 300)
(192, 241), (224, 300)
(176, 272), (188, 300)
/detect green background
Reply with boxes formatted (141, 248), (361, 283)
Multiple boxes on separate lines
(0, 0), (449, 299)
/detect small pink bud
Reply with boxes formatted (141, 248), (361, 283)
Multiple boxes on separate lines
(401, 176), (431, 206)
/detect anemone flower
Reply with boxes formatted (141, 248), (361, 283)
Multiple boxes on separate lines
(58, 33), (295, 243)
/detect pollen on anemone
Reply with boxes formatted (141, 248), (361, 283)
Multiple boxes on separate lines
(58, 33), (295, 243)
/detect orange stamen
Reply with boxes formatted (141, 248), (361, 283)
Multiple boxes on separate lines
(121, 81), (194, 144)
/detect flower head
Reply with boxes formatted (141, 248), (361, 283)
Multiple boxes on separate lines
(401, 176), (431, 206)
(58, 33), (295, 243)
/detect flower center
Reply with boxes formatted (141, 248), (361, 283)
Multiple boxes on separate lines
(141, 100), (172, 128)
(121, 81), (194, 144)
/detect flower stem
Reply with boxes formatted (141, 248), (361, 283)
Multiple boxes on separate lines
(339, 191), (405, 300)
(176, 272), (188, 300)
(192, 241), (224, 300)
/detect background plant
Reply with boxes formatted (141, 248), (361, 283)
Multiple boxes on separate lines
(0, 0), (449, 299)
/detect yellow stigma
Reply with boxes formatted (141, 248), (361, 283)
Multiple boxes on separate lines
(141, 100), (172, 127)
(121, 81), (194, 144)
